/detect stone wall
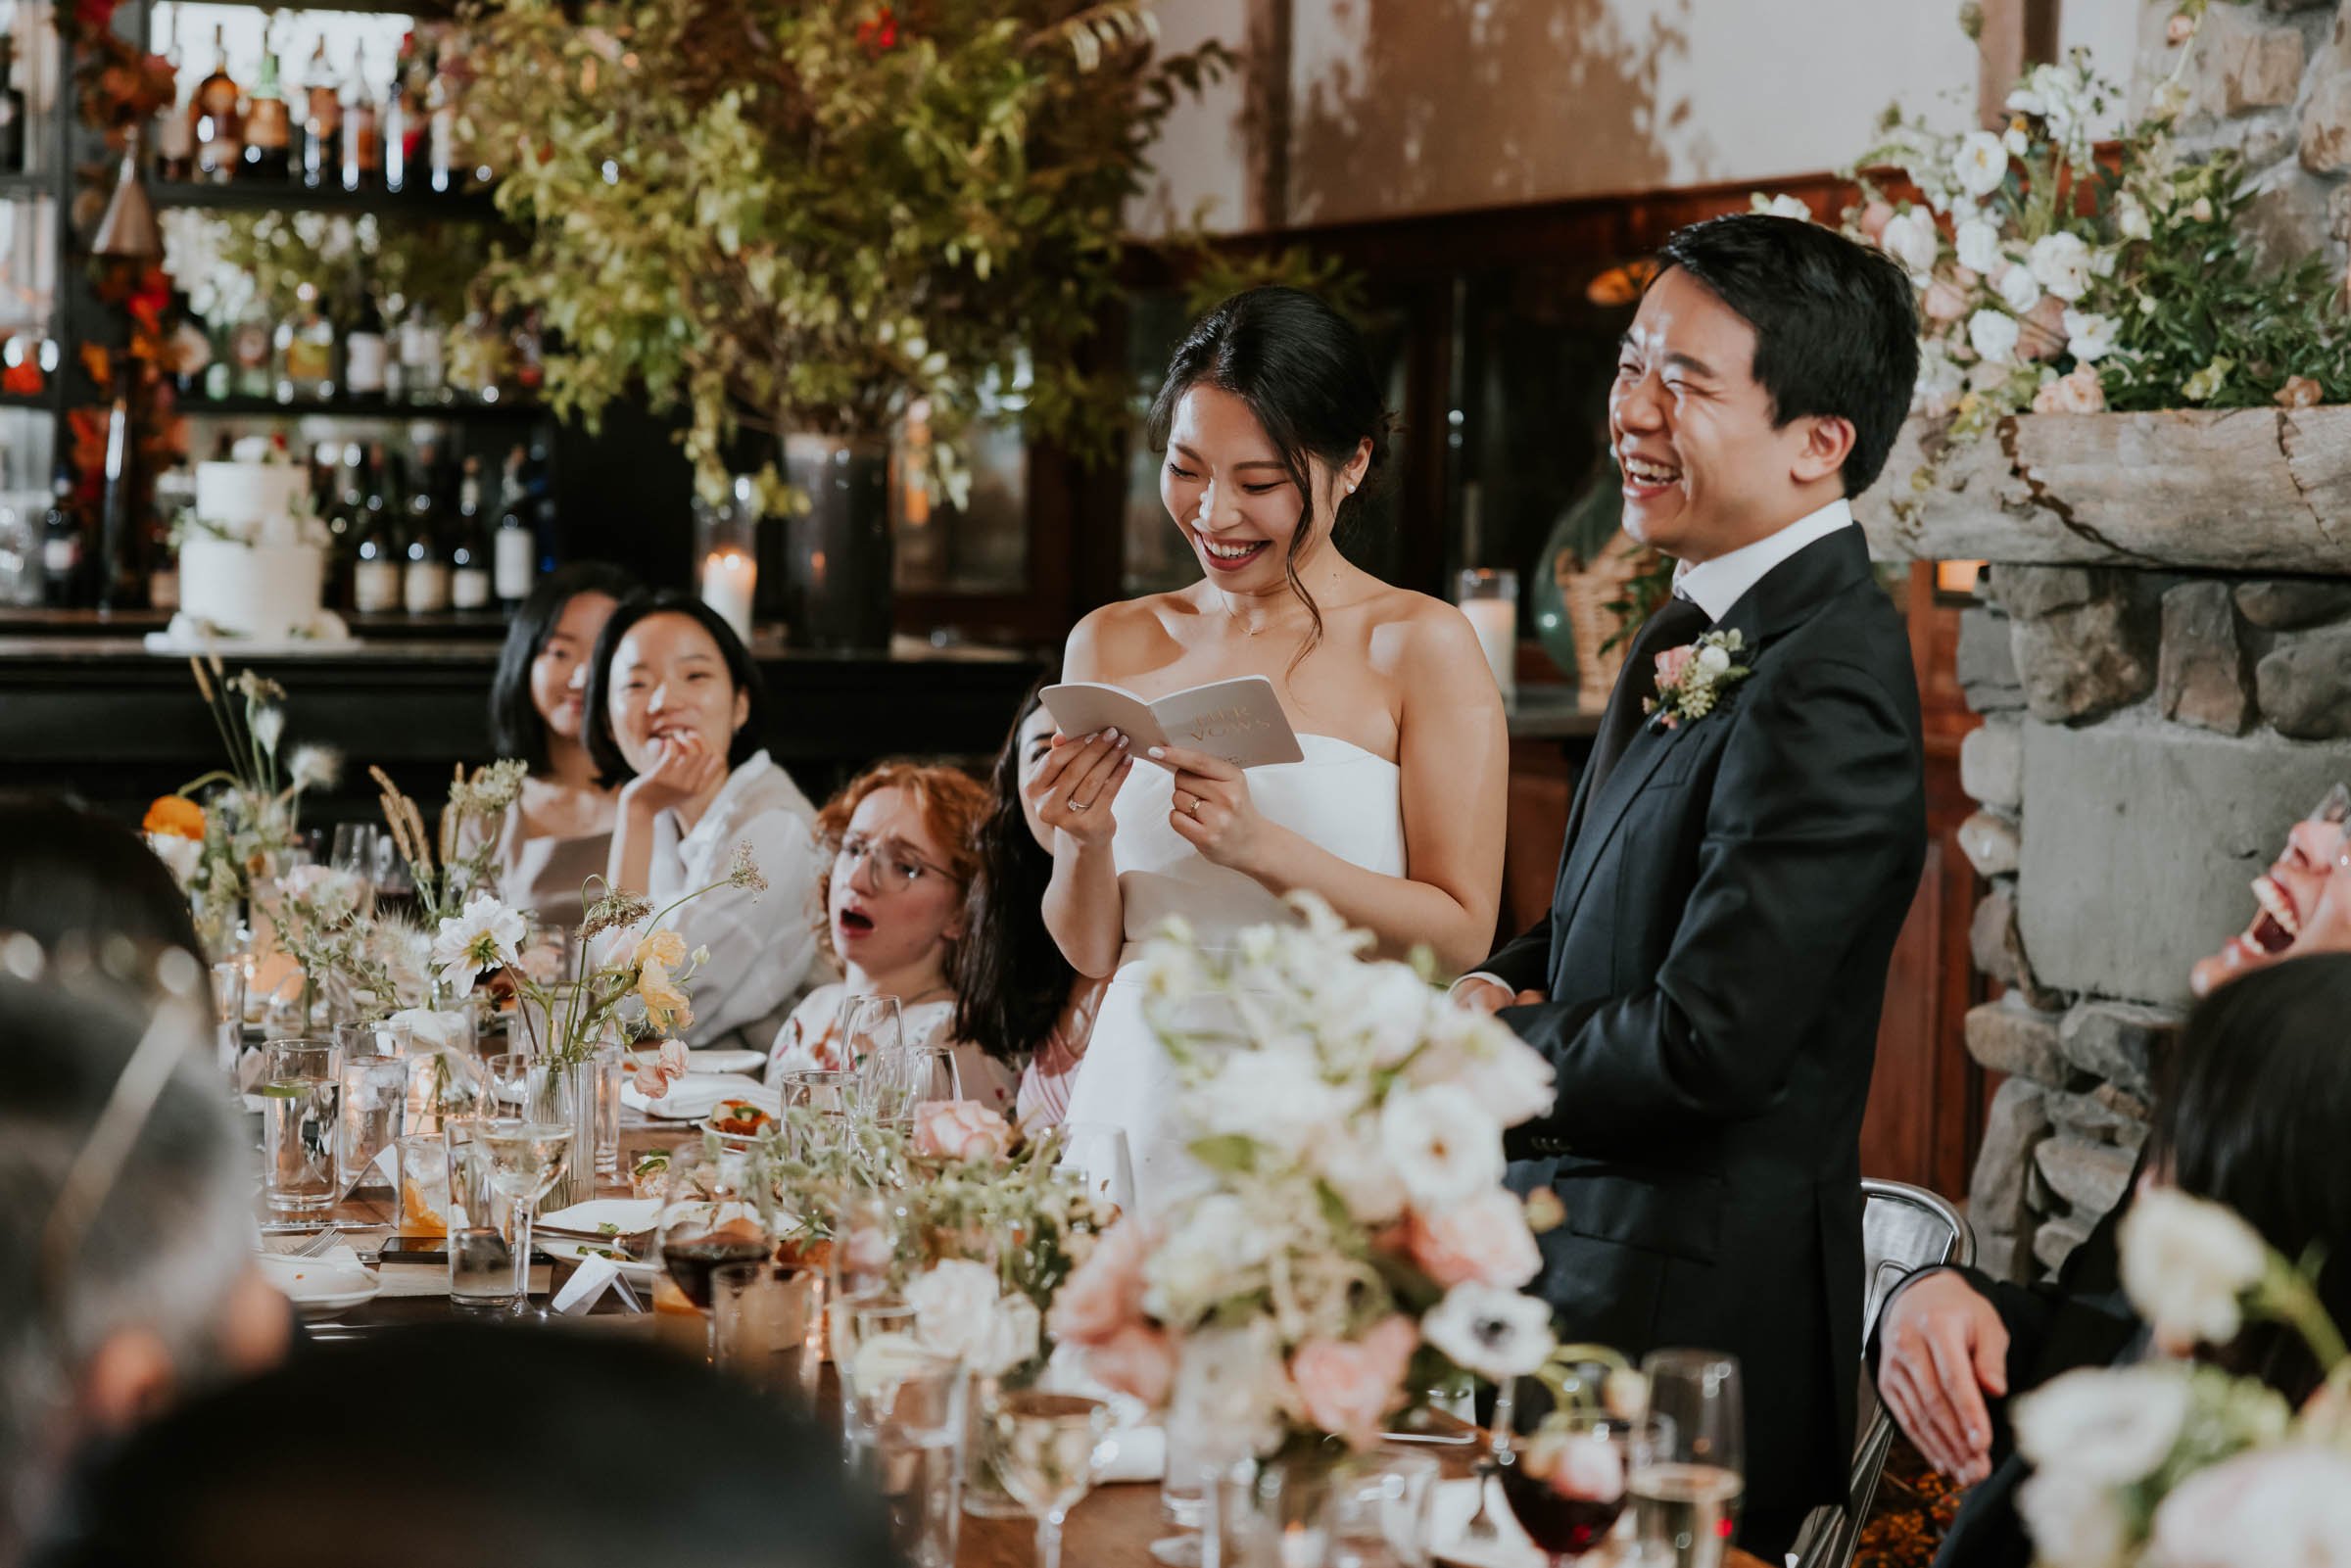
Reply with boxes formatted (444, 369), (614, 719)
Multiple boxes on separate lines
(1952, 563), (2351, 1282)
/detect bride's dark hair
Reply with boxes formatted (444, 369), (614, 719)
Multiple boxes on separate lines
(1146, 286), (1392, 657)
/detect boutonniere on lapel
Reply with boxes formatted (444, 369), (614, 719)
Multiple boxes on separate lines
(1644, 629), (1752, 732)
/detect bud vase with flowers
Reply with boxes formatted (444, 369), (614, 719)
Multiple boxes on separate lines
(429, 845), (767, 1205)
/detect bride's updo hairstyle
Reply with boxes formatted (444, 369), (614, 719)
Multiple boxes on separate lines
(1146, 286), (1392, 653)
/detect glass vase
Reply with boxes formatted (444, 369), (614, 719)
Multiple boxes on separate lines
(779, 433), (892, 651)
(964, 1368), (1040, 1519)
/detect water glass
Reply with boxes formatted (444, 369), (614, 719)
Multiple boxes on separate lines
(984, 1390), (1112, 1568)
(863, 1042), (960, 1124)
(589, 1041), (625, 1179)
(330, 823), (383, 915)
(445, 1120), (518, 1308)
(486, 1051), (532, 1114)
(655, 1141), (781, 1354)
(404, 1045), (488, 1136)
(1055, 1120), (1134, 1218)
(1633, 1351), (1746, 1568)
(260, 1039), (340, 1214)
(336, 1044), (410, 1193)
(839, 994), (903, 1078)
(1330, 1450), (1440, 1568)
(396, 1131), (452, 1235)
(208, 960), (245, 1082)
(712, 1261), (819, 1402)
(843, 1343), (968, 1568)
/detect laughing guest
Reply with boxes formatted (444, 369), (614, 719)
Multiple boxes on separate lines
(768, 762), (1015, 1114)
(588, 592), (825, 1053)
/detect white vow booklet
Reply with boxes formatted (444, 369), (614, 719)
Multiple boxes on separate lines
(1039, 676), (1306, 769)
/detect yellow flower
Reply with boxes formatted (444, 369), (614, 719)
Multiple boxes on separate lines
(633, 928), (688, 972)
(637, 958), (693, 1033)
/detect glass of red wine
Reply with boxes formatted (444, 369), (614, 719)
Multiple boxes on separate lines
(654, 1139), (778, 1357)
(1496, 1383), (1673, 1566)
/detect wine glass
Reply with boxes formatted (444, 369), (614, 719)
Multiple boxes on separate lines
(482, 1108), (573, 1318)
(986, 1390), (1113, 1568)
(1496, 1380), (1670, 1566)
(330, 823), (382, 917)
(839, 993), (903, 1070)
(653, 1139), (779, 1355)
(1634, 1350), (1745, 1567)
(1054, 1120), (1133, 1218)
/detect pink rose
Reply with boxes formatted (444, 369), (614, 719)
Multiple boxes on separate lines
(1858, 200), (1894, 241)
(2032, 364), (2106, 415)
(913, 1099), (1015, 1164)
(1288, 1315), (1418, 1449)
(1404, 1189), (1544, 1289)
(1653, 643), (1696, 690)
(1922, 279), (1971, 323)
(844, 1221), (895, 1276)
(1086, 1322), (1177, 1406)
(2019, 295), (2069, 361)
(1048, 1216), (1157, 1346)
(632, 1037), (691, 1099)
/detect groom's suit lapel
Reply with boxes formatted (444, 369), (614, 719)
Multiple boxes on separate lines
(1547, 527), (1879, 951)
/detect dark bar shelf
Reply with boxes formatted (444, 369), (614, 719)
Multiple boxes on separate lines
(176, 394), (549, 424)
(0, 171), (55, 200)
(151, 180), (503, 222)
(0, 390), (54, 411)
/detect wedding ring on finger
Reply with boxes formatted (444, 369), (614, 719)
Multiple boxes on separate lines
(1069, 796), (1092, 813)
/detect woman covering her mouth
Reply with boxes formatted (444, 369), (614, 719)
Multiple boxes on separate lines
(767, 761), (1014, 1115)
(588, 591), (827, 1053)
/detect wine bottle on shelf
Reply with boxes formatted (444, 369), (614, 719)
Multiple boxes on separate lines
(41, 467), (85, 609)
(402, 445), (451, 615)
(351, 446), (401, 615)
(242, 44), (292, 181)
(382, 31), (417, 194)
(340, 43), (380, 192)
(275, 281), (334, 402)
(324, 442), (364, 608)
(449, 456), (492, 611)
(398, 302), (446, 405)
(229, 295), (272, 400)
(155, 13), (194, 182)
(2, 31), (29, 176)
(342, 267), (388, 404)
(425, 50), (459, 195)
(192, 26), (241, 183)
(300, 36), (340, 190)
(493, 446), (534, 609)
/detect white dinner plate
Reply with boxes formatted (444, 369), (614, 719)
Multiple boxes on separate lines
(535, 1199), (661, 1287)
(1427, 1477), (1546, 1568)
(258, 1256), (382, 1320)
(633, 1047), (766, 1075)
(623, 1073), (774, 1121)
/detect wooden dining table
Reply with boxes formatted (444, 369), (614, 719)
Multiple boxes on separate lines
(292, 1112), (1763, 1568)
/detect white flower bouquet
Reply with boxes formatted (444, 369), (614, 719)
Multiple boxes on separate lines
(2018, 1187), (2351, 1568)
(1049, 893), (1564, 1456)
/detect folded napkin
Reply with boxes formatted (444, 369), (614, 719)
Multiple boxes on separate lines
(621, 1072), (774, 1120)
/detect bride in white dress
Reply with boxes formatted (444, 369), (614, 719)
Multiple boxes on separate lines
(1037, 287), (1511, 1213)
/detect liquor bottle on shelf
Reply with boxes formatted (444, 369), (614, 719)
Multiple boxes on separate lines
(323, 442), (364, 607)
(275, 281), (334, 402)
(398, 302), (446, 405)
(229, 295), (272, 400)
(41, 466), (84, 609)
(449, 456), (492, 611)
(382, 31), (420, 195)
(425, 50), (460, 195)
(340, 43), (380, 193)
(342, 268), (388, 404)
(493, 446), (534, 609)
(166, 286), (213, 398)
(192, 26), (242, 183)
(402, 446), (451, 614)
(156, 14), (194, 182)
(300, 36), (340, 190)
(351, 446), (401, 615)
(1, 31), (28, 175)
(242, 44), (292, 181)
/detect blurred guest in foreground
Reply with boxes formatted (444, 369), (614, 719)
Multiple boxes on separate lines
(770, 760), (1015, 1114)
(588, 593), (825, 1051)
(0, 797), (204, 966)
(1873, 952), (2351, 1568)
(955, 681), (1106, 1129)
(1, 973), (289, 1566)
(470, 562), (637, 927)
(32, 1325), (899, 1568)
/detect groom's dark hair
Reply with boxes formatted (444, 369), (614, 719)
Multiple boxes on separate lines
(1653, 214), (1919, 499)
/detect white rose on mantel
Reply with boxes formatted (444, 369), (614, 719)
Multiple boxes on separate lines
(1879, 208), (1940, 282)
(2062, 309), (2119, 364)
(1955, 216), (2003, 274)
(1996, 262), (2043, 315)
(2028, 231), (2095, 303)
(1952, 130), (2010, 198)
(1969, 309), (2022, 366)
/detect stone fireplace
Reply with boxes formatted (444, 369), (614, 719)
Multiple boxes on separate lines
(1860, 402), (2351, 1282)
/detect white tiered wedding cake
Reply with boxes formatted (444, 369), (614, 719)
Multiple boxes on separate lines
(148, 441), (351, 650)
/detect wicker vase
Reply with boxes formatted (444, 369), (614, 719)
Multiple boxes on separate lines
(1557, 527), (1656, 708)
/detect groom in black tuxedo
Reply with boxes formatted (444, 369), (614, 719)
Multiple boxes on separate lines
(1456, 214), (1927, 1555)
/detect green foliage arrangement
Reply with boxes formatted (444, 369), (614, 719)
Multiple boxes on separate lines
(462, 0), (1232, 504)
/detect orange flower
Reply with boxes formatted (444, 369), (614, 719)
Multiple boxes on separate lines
(142, 795), (205, 840)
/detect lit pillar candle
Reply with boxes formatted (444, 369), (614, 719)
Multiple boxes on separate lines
(700, 549), (756, 644)
(1461, 596), (1517, 700)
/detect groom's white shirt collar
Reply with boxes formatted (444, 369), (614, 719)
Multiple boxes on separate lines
(1671, 497), (1854, 624)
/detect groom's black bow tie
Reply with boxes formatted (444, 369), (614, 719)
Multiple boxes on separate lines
(1582, 593), (1712, 805)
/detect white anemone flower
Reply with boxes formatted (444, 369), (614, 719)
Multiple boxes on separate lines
(2118, 1187), (2269, 1349)
(1422, 1285), (1557, 1381)
(429, 893), (527, 993)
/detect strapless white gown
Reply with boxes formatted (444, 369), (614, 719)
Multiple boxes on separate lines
(1061, 734), (1405, 1215)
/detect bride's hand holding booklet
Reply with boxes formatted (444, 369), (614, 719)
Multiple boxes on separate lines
(1039, 675), (1306, 770)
